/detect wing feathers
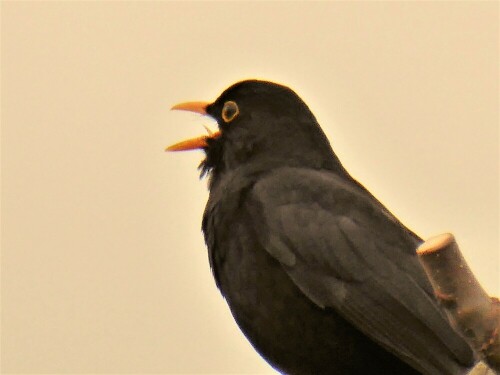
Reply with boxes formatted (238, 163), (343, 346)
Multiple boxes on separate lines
(250, 167), (474, 373)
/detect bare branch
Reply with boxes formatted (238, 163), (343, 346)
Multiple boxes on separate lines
(417, 233), (500, 373)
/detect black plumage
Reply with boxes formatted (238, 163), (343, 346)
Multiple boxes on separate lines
(171, 80), (475, 374)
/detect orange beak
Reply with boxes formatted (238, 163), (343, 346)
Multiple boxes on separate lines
(167, 101), (221, 151)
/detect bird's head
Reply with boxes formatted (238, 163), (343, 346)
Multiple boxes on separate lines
(168, 80), (345, 186)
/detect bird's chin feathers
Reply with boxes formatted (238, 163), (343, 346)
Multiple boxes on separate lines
(198, 135), (224, 187)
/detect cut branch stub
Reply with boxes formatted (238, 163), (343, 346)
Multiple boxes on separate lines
(417, 233), (500, 373)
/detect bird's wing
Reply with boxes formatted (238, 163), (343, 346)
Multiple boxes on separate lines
(248, 167), (474, 375)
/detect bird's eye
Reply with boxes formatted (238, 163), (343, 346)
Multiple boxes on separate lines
(221, 101), (239, 123)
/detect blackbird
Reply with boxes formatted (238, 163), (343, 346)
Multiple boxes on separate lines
(167, 80), (475, 374)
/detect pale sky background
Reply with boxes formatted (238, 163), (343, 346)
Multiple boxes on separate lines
(1, 2), (498, 374)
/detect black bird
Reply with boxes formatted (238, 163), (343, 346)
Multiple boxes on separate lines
(168, 80), (475, 374)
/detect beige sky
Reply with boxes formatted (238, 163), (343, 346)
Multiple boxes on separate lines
(2, 1), (498, 374)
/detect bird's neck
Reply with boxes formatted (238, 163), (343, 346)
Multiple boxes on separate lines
(202, 133), (352, 192)
(226, 124), (349, 173)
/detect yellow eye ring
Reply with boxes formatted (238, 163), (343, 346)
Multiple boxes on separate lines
(222, 101), (239, 123)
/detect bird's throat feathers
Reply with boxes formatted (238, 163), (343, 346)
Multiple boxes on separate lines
(199, 124), (349, 191)
(198, 134), (225, 185)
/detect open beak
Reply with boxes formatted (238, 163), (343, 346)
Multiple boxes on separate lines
(167, 101), (221, 151)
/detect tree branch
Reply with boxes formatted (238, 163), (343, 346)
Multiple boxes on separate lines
(417, 233), (500, 373)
